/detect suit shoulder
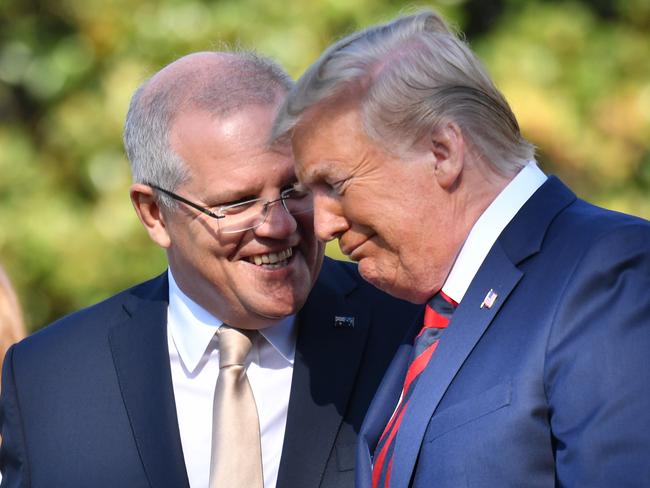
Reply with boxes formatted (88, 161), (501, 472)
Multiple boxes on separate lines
(318, 257), (401, 296)
(318, 256), (361, 282)
(319, 257), (420, 317)
(559, 198), (650, 238)
(539, 198), (650, 265)
(543, 200), (650, 334)
(314, 257), (364, 296)
(14, 273), (167, 358)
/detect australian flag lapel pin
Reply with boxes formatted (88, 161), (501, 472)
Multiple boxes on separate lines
(334, 316), (355, 328)
(480, 289), (498, 309)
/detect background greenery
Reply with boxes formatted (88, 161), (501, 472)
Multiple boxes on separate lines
(1, 0), (649, 331)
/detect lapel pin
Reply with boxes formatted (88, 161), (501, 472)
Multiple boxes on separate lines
(334, 316), (355, 328)
(480, 289), (498, 309)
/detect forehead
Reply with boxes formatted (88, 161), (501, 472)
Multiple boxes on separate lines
(292, 102), (369, 178)
(171, 104), (295, 192)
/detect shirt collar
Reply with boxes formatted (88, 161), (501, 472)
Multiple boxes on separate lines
(167, 269), (296, 373)
(442, 161), (547, 303)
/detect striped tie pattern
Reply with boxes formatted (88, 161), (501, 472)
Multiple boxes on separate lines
(371, 291), (457, 488)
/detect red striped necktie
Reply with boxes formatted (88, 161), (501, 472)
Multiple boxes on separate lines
(371, 290), (458, 488)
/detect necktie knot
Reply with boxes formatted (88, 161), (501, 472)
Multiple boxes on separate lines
(218, 325), (256, 368)
(424, 290), (457, 325)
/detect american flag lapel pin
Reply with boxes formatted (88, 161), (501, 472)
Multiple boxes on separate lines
(334, 316), (355, 328)
(480, 289), (498, 309)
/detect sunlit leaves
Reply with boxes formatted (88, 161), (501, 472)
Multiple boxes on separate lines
(1, 0), (648, 330)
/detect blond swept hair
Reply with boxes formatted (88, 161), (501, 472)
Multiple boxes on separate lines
(273, 9), (534, 175)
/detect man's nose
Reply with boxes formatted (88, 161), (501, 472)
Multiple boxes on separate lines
(254, 199), (297, 238)
(313, 190), (349, 242)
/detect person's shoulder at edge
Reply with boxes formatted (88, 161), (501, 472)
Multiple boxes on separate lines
(10, 271), (169, 356)
(551, 194), (650, 252)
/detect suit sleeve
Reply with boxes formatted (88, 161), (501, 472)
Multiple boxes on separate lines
(1, 345), (29, 487)
(545, 223), (650, 487)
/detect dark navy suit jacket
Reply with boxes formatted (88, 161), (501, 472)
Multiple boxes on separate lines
(0, 257), (420, 488)
(357, 177), (650, 487)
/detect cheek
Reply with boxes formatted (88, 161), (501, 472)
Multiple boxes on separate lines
(342, 191), (396, 230)
(208, 227), (248, 259)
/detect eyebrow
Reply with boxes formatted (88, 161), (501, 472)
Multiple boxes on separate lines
(201, 189), (256, 207)
(300, 161), (339, 184)
(202, 176), (299, 206)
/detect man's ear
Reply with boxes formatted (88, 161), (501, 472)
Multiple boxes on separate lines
(130, 183), (172, 248)
(430, 122), (465, 190)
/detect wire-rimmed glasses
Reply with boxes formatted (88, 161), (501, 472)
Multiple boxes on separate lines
(146, 182), (313, 234)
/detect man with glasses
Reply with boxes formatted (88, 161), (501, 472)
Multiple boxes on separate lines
(0, 51), (418, 488)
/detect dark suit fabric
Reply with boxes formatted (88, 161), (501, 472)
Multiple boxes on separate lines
(0, 257), (419, 488)
(357, 177), (650, 488)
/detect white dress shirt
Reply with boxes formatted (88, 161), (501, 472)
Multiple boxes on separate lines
(166, 270), (296, 488)
(442, 161), (547, 303)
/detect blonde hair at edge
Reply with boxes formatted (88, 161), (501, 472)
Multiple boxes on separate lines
(0, 265), (26, 376)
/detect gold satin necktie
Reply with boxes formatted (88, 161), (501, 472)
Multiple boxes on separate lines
(209, 325), (264, 488)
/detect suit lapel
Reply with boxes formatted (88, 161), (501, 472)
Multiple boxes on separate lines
(108, 274), (190, 488)
(276, 262), (370, 488)
(390, 242), (522, 487)
(389, 177), (577, 487)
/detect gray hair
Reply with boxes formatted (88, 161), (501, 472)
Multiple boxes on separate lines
(124, 50), (293, 208)
(272, 10), (534, 175)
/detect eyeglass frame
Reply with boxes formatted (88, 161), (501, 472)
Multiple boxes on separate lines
(144, 181), (311, 232)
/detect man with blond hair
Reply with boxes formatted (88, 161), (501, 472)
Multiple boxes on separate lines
(273, 10), (650, 488)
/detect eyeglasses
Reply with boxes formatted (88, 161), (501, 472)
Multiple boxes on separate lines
(146, 182), (313, 234)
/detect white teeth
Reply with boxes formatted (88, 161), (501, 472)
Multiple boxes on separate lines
(248, 248), (293, 266)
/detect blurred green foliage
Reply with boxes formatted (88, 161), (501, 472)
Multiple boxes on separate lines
(1, 0), (649, 331)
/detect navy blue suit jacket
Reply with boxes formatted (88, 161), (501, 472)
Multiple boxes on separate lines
(357, 177), (650, 487)
(0, 257), (419, 488)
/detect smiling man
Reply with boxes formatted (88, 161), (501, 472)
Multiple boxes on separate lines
(273, 9), (650, 488)
(0, 51), (418, 488)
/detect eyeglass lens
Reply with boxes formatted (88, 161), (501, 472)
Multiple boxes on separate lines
(218, 191), (313, 234)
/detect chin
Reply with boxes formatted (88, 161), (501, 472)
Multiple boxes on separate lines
(359, 269), (400, 299)
(359, 263), (432, 304)
(254, 308), (297, 326)
(258, 293), (307, 320)
(358, 260), (393, 293)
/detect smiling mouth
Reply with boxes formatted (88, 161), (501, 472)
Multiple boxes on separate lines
(341, 238), (368, 261)
(245, 247), (293, 268)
